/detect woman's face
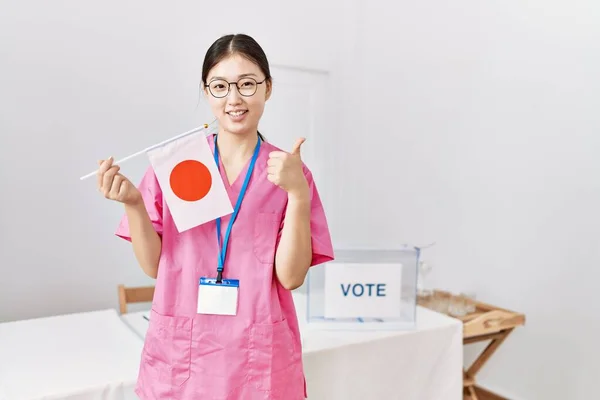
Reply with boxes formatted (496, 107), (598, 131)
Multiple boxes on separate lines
(204, 54), (271, 137)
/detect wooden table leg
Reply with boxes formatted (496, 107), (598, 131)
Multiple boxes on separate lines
(420, 291), (525, 399)
(463, 385), (479, 400)
(463, 328), (514, 400)
(473, 385), (509, 400)
(466, 328), (513, 378)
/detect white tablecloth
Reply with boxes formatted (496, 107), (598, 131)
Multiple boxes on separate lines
(120, 311), (149, 341)
(301, 306), (463, 400)
(0, 309), (143, 400)
(121, 293), (463, 400)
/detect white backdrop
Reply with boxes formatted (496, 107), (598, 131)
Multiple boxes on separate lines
(2, 1), (599, 399)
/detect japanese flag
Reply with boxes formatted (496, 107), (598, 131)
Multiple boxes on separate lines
(147, 131), (232, 232)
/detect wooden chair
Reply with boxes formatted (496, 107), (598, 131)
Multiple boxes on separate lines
(117, 284), (155, 314)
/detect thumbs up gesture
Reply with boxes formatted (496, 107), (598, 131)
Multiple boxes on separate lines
(267, 137), (309, 196)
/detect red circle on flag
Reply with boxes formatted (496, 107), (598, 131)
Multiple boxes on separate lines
(169, 160), (212, 202)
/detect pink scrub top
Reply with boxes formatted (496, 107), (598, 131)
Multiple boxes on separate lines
(115, 134), (334, 400)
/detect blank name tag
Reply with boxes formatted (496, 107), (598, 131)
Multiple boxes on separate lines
(197, 278), (239, 316)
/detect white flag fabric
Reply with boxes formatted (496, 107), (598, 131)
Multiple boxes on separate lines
(147, 131), (232, 232)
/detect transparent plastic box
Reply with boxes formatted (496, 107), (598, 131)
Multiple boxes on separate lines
(304, 247), (420, 330)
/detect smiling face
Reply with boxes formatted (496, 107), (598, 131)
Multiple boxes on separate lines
(204, 54), (272, 137)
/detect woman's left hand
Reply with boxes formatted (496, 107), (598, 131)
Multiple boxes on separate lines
(267, 137), (309, 197)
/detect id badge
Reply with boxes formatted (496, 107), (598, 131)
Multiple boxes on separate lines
(197, 277), (239, 316)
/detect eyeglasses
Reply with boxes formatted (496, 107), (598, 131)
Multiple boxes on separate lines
(205, 77), (267, 98)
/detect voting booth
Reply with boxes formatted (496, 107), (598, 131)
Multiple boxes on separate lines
(305, 247), (419, 330)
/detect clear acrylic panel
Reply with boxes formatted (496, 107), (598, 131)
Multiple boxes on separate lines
(304, 246), (420, 331)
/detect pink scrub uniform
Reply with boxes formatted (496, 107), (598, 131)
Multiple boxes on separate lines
(115, 134), (334, 400)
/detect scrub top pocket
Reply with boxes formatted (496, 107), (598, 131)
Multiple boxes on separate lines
(248, 317), (303, 393)
(142, 309), (192, 387)
(253, 211), (282, 264)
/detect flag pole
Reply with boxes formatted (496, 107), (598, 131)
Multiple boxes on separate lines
(79, 119), (217, 181)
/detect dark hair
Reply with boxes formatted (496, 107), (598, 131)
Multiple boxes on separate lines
(202, 33), (271, 142)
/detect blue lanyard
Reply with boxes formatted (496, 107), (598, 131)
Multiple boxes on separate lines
(214, 135), (261, 282)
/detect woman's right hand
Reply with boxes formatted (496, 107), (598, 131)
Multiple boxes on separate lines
(97, 157), (142, 206)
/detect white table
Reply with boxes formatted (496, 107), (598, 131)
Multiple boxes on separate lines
(120, 311), (150, 340)
(121, 293), (463, 400)
(301, 306), (463, 400)
(0, 309), (143, 400)
(288, 291), (462, 400)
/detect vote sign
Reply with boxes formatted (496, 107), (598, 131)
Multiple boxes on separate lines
(324, 263), (403, 319)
